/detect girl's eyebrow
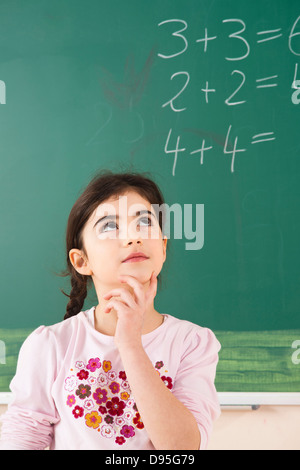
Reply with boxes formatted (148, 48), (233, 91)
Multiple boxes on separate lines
(93, 210), (156, 228)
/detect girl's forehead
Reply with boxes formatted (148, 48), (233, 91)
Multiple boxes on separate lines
(93, 192), (153, 218)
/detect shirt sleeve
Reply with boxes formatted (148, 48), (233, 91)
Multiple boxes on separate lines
(171, 326), (221, 450)
(0, 326), (60, 450)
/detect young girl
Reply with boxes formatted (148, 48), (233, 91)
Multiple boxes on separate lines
(0, 170), (220, 450)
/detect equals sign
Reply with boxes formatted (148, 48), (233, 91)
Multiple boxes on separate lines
(251, 132), (276, 144)
(256, 75), (278, 88)
(256, 29), (282, 43)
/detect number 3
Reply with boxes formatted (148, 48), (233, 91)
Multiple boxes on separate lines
(223, 18), (250, 61)
(158, 19), (188, 59)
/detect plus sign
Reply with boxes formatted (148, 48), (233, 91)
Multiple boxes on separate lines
(201, 82), (216, 103)
(190, 140), (213, 165)
(196, 28), (217, 52)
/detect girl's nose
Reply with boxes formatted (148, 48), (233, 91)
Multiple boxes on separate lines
(124, 237), (143, 246)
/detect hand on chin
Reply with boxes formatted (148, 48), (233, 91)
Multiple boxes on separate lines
(120, 268), (155, 287)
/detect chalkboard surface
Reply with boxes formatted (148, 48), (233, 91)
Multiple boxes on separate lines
(0, 0), (299, 397)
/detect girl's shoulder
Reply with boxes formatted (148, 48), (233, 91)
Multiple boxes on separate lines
(20, 309), (90, 358)
(163, 313), (218, 337)
(157, 313), (221, 353)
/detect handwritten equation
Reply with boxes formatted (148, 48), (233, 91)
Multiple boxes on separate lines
(157, 16), (300, 175)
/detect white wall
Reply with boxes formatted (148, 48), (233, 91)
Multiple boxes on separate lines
(208, 405), (300, 450)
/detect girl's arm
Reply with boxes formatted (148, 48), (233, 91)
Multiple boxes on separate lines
(117, 340), (201, 450)
(0, 327), (59, 450)
(103, 273), (202, 450)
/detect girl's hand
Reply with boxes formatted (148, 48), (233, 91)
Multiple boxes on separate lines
(102, 272), (157, 349)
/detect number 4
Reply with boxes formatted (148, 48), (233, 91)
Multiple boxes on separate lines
(164, 128), (186, 176)
(224, 125), (246, 172)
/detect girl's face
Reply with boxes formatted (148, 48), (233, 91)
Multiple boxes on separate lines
(71, 190), (167, 290)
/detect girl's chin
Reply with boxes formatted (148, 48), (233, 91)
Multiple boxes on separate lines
(121, 268), (155, 284)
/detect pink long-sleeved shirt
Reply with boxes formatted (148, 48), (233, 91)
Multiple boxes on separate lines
(0, 307), (221, 450)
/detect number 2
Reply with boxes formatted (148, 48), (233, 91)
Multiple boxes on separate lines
(225, 70), (246, 106)
(162, 71), (190, 112)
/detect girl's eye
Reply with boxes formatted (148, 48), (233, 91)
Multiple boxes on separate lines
(100, 216), (152, 233)
(102, 221), (118, 232)
(139, 216), (152, 227)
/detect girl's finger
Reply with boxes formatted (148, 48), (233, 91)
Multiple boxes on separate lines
(103, 288), (136, 309)
(118, 275), (144, 305)
(104, 298), (129, 314)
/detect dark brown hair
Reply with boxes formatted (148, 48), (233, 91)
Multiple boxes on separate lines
(61, 169), (168, 320)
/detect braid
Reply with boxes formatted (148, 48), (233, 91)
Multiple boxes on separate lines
(64, 270), (88, 320)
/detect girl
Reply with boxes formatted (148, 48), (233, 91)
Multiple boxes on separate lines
(0, 170), (220, 450)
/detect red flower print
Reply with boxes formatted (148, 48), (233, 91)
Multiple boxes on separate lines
(115, 436), (126, 445)
(93, 387), (108, 405)
(161, 376), (173, 390)
(98, 406), (107, 414)
(76, 384), (91, 399)
(72, 406), (84, 419)
(133, 412), (144, 429)
(77, 369), (89, 380)
(106, 397), (126, 416)
(119, 370), (127, 380)
(109, 381), (120, 394)
(120, 425), (135, 438)
(86, 357), (101, 372)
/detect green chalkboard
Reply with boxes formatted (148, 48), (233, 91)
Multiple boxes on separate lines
(0, 0), (299, 397)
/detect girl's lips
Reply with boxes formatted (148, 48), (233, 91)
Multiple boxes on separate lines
(122, 256), (149, 263)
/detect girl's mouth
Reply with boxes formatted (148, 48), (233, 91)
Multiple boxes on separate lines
(122, 256), (149, 263)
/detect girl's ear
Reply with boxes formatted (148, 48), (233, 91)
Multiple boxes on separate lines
(69, 249), (93, 276)
(163, 236), (168, 261)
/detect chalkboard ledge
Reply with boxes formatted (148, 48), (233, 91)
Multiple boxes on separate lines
(1, 392), (300, 406)
(218, 392), (300, 406)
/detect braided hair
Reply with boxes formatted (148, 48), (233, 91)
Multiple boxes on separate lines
(63, 271), (88, 320)
(60, 168), (167, 320)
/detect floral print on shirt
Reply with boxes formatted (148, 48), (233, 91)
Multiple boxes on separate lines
(64, 358), (173, 446)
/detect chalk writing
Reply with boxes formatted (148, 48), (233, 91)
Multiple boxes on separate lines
(158, 15), (300, 175)
(158, 15), (300, 58)
(164, 126), (275, 175)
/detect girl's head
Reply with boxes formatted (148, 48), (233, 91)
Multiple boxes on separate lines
(62, 170), (168, 319)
